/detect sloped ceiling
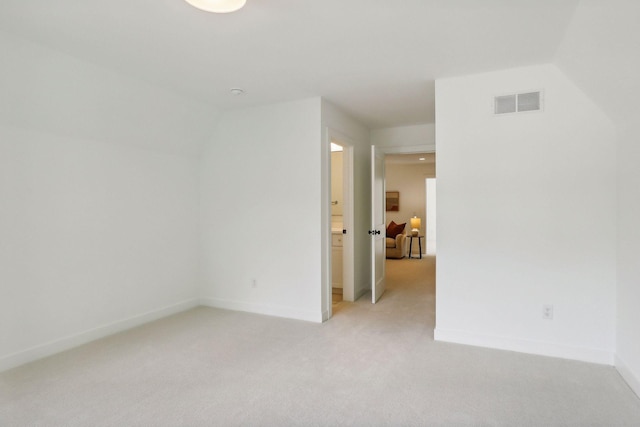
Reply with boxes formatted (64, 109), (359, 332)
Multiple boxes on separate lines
(0, 0), (579, 128)
(555, 0), (640, 126)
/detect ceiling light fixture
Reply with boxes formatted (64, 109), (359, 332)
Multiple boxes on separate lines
(419, 157), (426, 161)
(230, 88), (245, 95)
(184, 0), (246, 13)
(330, 143), (343, 152)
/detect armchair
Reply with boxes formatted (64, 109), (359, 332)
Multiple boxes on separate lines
(386, 232), (406, 259)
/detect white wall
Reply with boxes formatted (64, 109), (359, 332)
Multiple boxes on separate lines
(555, 0), (640, 394)
(426, 178), (437, 254)
(371, 123), (435, 148)
(434, 64), (617, 364)
(200, 98), (323, 322)
(0, 31), (215, 157)
(0, 31), (214, 372)
(617, 123), (640, 395)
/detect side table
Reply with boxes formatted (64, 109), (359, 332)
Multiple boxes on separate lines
(408, 235), (424, 259)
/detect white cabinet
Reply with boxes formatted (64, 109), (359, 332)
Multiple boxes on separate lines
(331, 232), (343, 288)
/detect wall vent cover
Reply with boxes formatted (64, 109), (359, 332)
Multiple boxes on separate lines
(495, 91), (541, 114)
(495, 95), (516, 114)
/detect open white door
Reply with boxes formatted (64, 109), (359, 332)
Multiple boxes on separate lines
(371, 146), (386, 303)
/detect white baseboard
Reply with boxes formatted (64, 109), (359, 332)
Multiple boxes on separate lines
(0, 298), (199, 373)
(354, 287), (369, 301)
(200, 297), (322, 323)
(434, 327), (614, 365)
(615, 354), (640, 399)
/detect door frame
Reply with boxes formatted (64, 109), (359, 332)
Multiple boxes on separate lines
(371, 145), (386, 303)
(322, 128), (355, 321)
(376, 144), (436, 156)
(371, 143), (436, 300)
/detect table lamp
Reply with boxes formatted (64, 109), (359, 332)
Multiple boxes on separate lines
(410, 216), (421, 236)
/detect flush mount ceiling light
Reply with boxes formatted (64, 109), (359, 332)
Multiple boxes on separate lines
(184, 0), (246, 13)
(330, 142), (343, 152)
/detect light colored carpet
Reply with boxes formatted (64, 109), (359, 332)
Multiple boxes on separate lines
(2, 256), (640, 426)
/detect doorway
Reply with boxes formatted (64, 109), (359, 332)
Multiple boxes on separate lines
(325, 134), (355, 320)
(384, 152), (436, 259)
(370, 145), (436, 308)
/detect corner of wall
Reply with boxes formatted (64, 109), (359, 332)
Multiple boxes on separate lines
(0, 299), (199, 373)
(435, 328), (615, 366)
(199, 297), (323, 323)
(616, 354), (640, 399)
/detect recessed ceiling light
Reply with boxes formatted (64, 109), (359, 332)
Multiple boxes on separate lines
(230, 88), (245, 96)
(184, 0), (246, 13)
(419, 157), (426, 161)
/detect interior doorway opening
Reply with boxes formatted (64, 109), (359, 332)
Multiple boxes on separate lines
(370, 145), (436, 328)
(384, 152), (436, 260)
(374, 148), (437, 328)
(326, 136), (355, 320)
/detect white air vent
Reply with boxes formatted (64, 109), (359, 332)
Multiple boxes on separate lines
(494, 91), (542, 114)
(517, 92), (540, 112)
(495, 95), (516, 114)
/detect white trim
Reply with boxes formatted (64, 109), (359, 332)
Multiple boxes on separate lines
(0, 298), (199, 373)
(200, 297), (322, 323)
(323, 127), (356, 319)
(341, 144), (355, 302)
(434, 327), (614, 365)
(615, 354), (640, 399)
(321, 127), (332, 319)
(371, 145), (387, 303)
(377, 143), (436, 155)
(354, 285), (369, 302)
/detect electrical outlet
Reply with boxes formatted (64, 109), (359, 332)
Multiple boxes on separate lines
(252, 279), (257, 288)
(542, 304), (554, 320)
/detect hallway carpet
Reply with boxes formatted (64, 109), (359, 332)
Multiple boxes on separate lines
(2, 257), (640, 426)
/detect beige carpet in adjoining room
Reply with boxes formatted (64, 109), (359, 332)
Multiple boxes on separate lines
(2, 256), (640, 426)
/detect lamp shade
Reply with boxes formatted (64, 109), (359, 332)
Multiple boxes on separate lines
(410, 217), (421, 236)
(184, 0), (246, 13)
(410, 217), (421, 230)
